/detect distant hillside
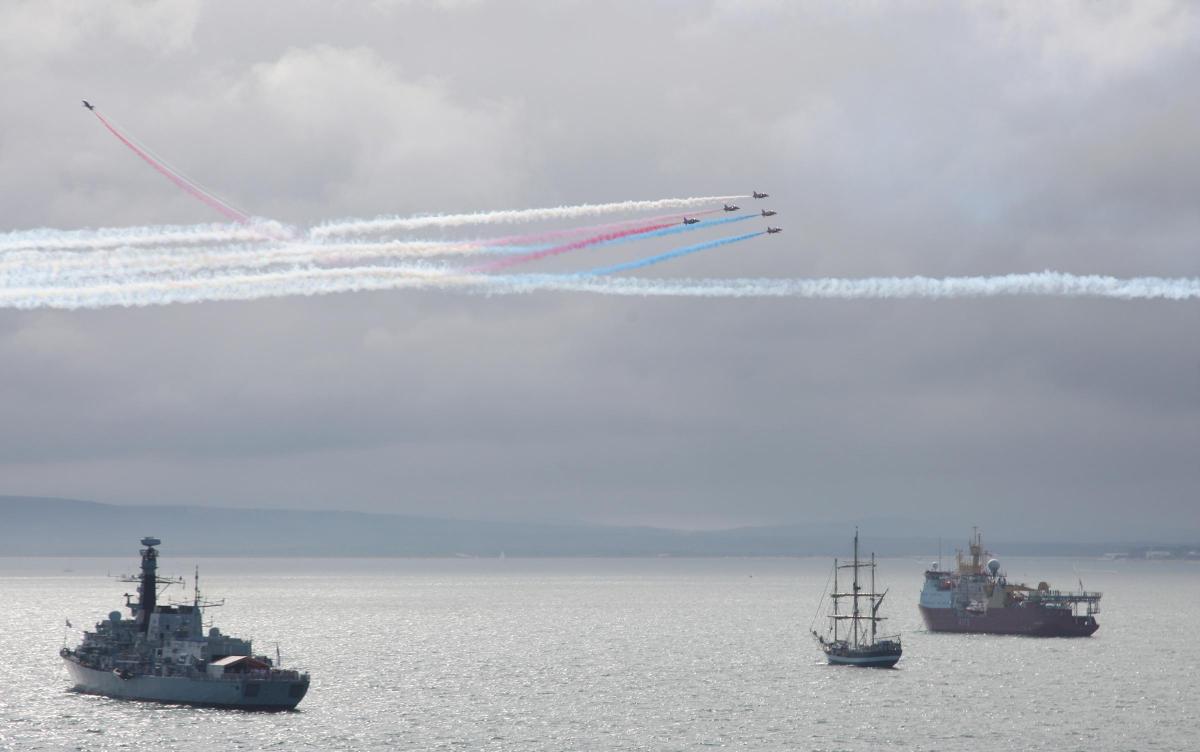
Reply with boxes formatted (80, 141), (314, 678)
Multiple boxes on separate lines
(0, 496), (1175, 557)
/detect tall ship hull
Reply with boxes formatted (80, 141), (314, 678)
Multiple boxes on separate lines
(919, 530), (1101, 638)
(63, 658), (308, 710)
(61, 537), (310, 710)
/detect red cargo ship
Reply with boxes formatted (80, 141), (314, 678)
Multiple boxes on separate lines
(918, 530), (1101, 637)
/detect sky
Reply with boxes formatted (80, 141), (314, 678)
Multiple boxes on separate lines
(1, 1), (1197, 541)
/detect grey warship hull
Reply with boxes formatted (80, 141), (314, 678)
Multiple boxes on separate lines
(62, 537), (310, 711)
(64, 656), (308, 710)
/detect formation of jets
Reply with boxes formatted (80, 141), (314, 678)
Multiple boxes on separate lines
(79, 101), (783, 239)
(754, 191), (780, 233)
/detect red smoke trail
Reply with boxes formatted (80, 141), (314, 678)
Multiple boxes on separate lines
(467, 221), (678, 273)
(91, 111), (250, 224)
(482, 208), (723, 247)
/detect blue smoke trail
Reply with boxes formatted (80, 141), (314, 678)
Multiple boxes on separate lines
(577, 231), (767, 276)
(472, 213), (757, 255)
(594, 212), (757, 249)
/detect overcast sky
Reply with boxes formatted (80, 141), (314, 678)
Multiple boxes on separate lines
(1, 1), (1197, 541)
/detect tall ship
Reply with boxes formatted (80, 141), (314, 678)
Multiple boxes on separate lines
(919, 529), (1101, 637)
(61, 537), (310, 709)
(811, 530), (903, 668)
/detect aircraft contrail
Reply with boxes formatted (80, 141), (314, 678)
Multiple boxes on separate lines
(2, 264), (1197, 310)
(89, 108), (252, 224)
(477, 208), (723, 247)
(576, 228), (765, 276)
(0, 239), (491, 288)
(309, 196), (746, 238)
(468, 220), (681, 273)
(467, 214), (761, 274)
(0, 221), (287, 253)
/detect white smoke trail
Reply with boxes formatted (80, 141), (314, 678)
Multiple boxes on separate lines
(0, 220), (290, 253)
(308, 196), (745, 239)
(2, 267), (1198, 310)
(0, 239), (482, 288)
(508, 272), (1200, 301)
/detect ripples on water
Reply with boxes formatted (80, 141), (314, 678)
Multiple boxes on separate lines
(0, 557), (1195, 751)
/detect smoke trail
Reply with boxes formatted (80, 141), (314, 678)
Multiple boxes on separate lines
(91, 110), (251, 224)
(0, 221), (288, 253)
(466, 220), (679, 274)
(520, 272), (1200, 300)
(3, 267), (1198, 310)
(0, 239), (480, 288)
(479, 209), (723, 247)
(578, 231), (766, 276)
(309, 195), (744, 238)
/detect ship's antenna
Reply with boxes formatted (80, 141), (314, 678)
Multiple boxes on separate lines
(194, 565), (200, 607)
(937, 537), (942, 571)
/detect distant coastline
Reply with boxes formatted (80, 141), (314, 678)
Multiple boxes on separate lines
(2, 496), (1195, 558)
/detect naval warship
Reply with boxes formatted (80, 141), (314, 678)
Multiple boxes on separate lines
(61, 537), (310, 709)
(919, 529), (1101, 637)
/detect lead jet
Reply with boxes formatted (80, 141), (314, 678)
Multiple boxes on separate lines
(682, 217), (701, 225)
(760, 210), (777, 217)
(81, 100), (95, 110)
(752, 191), (769, 199)
(723, 203), (740, 212)
(766, 227), (782, 234)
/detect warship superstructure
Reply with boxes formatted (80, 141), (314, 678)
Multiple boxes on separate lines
(61, 537), (310, 709)
(812, 530), (903, 667)
(919, 530), (1101, 637)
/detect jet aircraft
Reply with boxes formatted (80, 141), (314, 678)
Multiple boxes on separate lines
(766, 227), (782, 234)
(723, 204), (740, 212)
(682, 217), (701, 225)
(752, 191), (769, 199)
(81, 100), (95, 110)
(760, 210), (777, 217)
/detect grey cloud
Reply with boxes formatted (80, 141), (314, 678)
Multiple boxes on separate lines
(1, 2), (1197, 539)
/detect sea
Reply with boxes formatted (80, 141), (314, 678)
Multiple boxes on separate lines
(0, 555), (1195, 751)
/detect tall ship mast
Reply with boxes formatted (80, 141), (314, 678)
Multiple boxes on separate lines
(61, 537), (310, 710)
(811, 530), (902, 668)
(918, 529), (1101, 636)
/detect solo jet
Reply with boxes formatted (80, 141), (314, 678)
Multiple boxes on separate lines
(760, 210), (777, 217)
(723, 203), (740, 212)
(766, 227), (782, 234)
(81, 100), (95, 110)
(682, 217), (701, 225)
(752, 191), (769, 199)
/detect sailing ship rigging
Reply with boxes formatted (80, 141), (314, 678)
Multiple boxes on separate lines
(812, 529), (902, 668)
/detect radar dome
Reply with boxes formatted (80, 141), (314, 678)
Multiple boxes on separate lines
(987, 558), (1001, 574)
(109, 611), (122, 622)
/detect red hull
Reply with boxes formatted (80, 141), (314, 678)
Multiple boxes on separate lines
(919, 605), (1099, 637)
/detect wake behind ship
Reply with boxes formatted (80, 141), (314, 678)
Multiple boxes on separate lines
(919, 530), (1101, 637)
(61, 537), (309, 709)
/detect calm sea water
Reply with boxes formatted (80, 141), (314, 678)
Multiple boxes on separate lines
(0, 556), (1195, 751)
